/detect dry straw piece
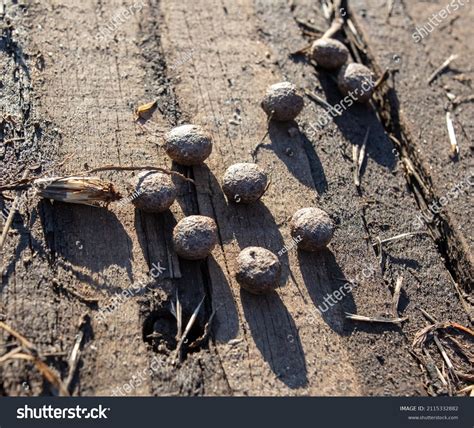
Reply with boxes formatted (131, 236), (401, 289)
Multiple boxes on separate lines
(261, 82), (304, 121)
(33, 176), (121, 206)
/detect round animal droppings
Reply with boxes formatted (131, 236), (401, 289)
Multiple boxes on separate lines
(261, 81), (304, 121)
(130, 171), (177, 213)
(290, 207), (334, 251)
(173, 215), (218, 260)
(337, 63), (376, 103)
(311, 38), (349, 70)
(164, 124), (213, 166)
(235, 247), (281, 294)
(222, 163), (268, 204)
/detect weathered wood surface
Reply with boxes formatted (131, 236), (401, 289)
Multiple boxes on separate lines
(0, 0), (471, 396)
(351, 0), (473, 291)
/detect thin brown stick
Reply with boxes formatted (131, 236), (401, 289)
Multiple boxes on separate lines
(305, 90), (335, 113)
(294, 18), (324, 34)
(419, 307), (438, 324)
(0, 170), (29, 251)
(322, 17), (343, 39)
(373, 231), (426, 246)
(427, 54), (458, 84)
(433, 334), (458, 385)
(290, 44), (311, 57)
(86, 165), (195, 184)
(373, 69), (390, 91)
(0, 320), (36, 351)
(9, 352), (69, 396)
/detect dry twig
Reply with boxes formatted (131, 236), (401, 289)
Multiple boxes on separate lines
(86, 165), (195, 184)
(345, 313), (408, 324)
(373, 231), (426, 247)
(0, 170), (29, 251)
(65, 315), (87, 393)
(174, 296), (205, 363)
(427, 54), (458, 84)
(353, 127), (370, 187)
(0, 321), (69, 396)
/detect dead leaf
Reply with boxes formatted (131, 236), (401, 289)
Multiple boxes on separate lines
(135, 100), (157, 120)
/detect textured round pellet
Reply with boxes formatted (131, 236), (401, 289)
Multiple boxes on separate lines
(290, 207), (334, 251)
(164, 124), (213, 165)
(261, 82), (304, 121)
(311, 38), (349, 70)
(130, 171), (177, 213)
(173, 215), (217, 260)
(222, 163), (268, 204)
(235, 247), (281, 294)
(337, 63), (375, 103)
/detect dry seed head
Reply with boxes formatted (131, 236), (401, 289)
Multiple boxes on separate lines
(337, 63), (375, 103)
(236, 247), (281, 294)
(261, 82), (304, 121)
(130, 171), (177, 213)
(34, 176), (121, 206)
(222, 163), (268, 204)
(311, 38), (349, 70)
(164, 124), (213, 165)
(173, 215), (218, 260)
(290, 207), (334, 251)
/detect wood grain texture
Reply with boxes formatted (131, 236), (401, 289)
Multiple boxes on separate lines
(0, 0), (470, 396)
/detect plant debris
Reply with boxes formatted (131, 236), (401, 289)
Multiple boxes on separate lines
(446, 112), (459, 158)
(352, 127), (370, 187)
(134, 100), (158, 120)
(345, 313), (408, 324)
(427, 54), (458, 84)
(0, 321), (69, 396)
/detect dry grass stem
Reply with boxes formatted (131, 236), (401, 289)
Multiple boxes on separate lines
(374, 231), (426, 246)
(427, 54), (458, 84)
(413, 321), (473, 349)
(0, 169), (29, 251)
(0, 321), (69, 396)
(188, 310), (216, 350)
(392, 276), (403, 316)
(294, 18), (324, 34)
(0, 320), (36, 351)
(322, 17), (343, 39)
(446, 112), (459, 157)
(175, 296), (205, 362)
(353, 127), (370, 187)
(65, 315), (87, 393)
(345, 313), (408, 324)
(305, 90), (335, 112)
(86, 165), (195, 184)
